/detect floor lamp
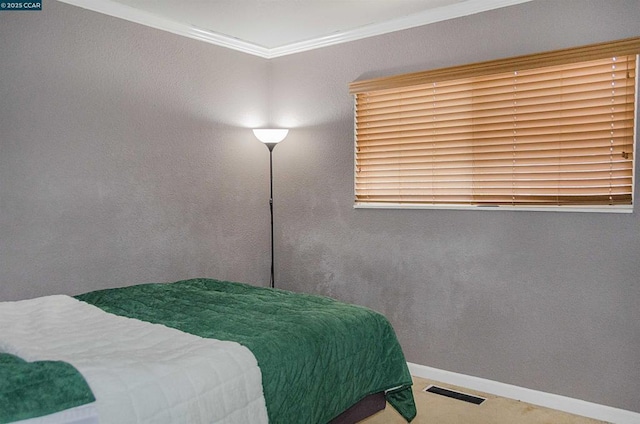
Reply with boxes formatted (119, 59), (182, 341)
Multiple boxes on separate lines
(252, 128), (289, 288)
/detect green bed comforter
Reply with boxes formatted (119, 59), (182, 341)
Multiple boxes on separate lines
(0, 353), (95, 424)
(76, 278), (416, 423)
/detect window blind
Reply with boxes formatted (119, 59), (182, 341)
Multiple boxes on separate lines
(350, 38), (639, 209)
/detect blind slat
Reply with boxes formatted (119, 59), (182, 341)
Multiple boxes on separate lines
(353, 44), (637, 207)
(350, 37), (640, 93)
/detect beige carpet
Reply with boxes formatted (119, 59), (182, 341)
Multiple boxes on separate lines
(361, 377), (610, 424)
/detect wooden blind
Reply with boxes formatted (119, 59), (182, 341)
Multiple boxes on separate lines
(351, 38), (639, 208)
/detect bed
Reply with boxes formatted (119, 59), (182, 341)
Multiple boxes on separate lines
(1, 278), (417, 423)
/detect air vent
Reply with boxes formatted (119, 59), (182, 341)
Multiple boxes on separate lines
(423, 385), (486, 405)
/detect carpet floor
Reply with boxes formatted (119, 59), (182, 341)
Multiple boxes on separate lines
(361, 377), (609, 424)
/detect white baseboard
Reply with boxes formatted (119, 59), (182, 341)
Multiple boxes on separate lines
(408, 362), (640, 424)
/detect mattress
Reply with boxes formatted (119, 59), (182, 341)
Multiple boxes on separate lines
(77, 278), (418, 423)
(0, 295), (268, 424)
(1, 278), (416, 423)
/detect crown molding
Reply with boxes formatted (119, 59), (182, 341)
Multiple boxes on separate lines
(268, 0), (534, 58)
(56, 0), (271, 57)
(57, 0), (534, 59)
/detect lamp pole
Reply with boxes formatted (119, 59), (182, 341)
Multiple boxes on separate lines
(266, 142), (276, 289)
(252, 128), (288, 289)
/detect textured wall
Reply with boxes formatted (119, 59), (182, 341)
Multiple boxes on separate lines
(0, 1), (273, 300)
(1, 0), (639, 415)
(269, 0), (640, 413)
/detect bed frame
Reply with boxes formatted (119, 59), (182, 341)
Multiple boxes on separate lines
(330, 392), (386, 423)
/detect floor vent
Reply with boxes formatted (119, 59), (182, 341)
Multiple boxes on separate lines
(423, 385), (486, 405)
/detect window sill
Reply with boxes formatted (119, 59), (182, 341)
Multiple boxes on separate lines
(354, 203), (634, 214)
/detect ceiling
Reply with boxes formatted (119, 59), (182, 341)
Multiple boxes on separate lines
(58, 0), (533, 58)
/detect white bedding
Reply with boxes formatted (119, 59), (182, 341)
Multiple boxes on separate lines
(0, 295), (269, 424)
(11, 403), (99, 424)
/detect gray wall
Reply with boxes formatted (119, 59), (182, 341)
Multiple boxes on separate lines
(1, 0), (639, 415)
(270, 0), (640, 414)
(0, 1), (272, 299)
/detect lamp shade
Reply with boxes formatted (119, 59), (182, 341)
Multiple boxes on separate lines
(252, 128), (289, 144)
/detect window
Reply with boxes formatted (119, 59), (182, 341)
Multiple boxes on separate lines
(350, 38), (640, 212)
